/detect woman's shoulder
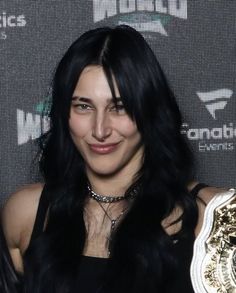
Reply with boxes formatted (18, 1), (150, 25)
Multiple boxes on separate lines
(188, 181), (225, 204)
(197, 185), (226, 204)
(2, 183), (44, 221)
(1, 183), (44, 253)
(1, 183), (44, 272)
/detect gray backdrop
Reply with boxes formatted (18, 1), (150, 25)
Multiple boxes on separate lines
(0, 0), (235, 204)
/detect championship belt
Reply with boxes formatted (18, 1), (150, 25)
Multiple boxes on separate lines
(191, 188), (236, 292)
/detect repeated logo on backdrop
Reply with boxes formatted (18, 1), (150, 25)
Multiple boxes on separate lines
(181, 89), (235, 152)
(17, 100), (50, 145)
(93, 0), (187, 36)
(0, 11), (26, 40)
(197, 89), (233, 120)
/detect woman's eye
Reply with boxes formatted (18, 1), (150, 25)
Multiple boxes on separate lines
(110, 104), (126, 113)
(79, 104), (89, 109)
(74, 104), (92, 111)
(116, 105), (125, 111)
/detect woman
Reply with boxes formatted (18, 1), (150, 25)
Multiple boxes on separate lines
(2, 25), (217, 292)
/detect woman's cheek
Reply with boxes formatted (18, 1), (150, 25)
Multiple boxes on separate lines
(69, 116), (92, 138)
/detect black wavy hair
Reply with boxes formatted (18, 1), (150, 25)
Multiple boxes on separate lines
(24, 25), (197, 292)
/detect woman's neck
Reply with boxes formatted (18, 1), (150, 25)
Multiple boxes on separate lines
(86, 174), (131, 196)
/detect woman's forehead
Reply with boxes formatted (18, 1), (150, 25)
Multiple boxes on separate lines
(73, 65), (120, 98)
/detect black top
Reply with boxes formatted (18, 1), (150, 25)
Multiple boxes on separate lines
(29, 183), (208, 293)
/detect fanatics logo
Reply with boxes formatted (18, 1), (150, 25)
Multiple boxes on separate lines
(197, 89), (233, 119)
(181, 88), (235, 152)
(0, 11), (27, 40)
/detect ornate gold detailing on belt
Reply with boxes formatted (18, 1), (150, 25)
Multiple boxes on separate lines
(191, 189), (236, 292)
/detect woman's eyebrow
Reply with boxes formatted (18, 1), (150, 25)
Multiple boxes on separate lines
(71, 96), (91, 103)
(72, 96), (122, 103)
(109, 97), (122, 104)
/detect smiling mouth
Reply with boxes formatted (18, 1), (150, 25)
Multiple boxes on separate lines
(89, 143), (120, 154)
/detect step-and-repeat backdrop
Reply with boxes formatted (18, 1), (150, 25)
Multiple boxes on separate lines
(0, 0), (235, 204)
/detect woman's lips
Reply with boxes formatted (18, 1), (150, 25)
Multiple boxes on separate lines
(89, 143), (120, 154)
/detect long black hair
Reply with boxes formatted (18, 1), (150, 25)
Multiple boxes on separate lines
(24, 25), (197, 292)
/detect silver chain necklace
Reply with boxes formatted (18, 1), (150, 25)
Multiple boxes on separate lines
(87, 185), (139, 203)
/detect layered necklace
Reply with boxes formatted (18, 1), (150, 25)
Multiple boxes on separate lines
(87, 184), (139, 255)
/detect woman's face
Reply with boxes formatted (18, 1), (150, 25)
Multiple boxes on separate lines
(69, 65), (143, 179)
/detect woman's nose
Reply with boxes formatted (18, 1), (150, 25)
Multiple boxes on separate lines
(92, 112), (112, 141)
